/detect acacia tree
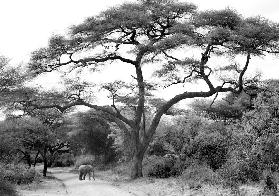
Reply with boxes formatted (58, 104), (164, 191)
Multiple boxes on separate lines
(0, 56), (27, 107)
(27, 0), (279, 178)
(25, 109), (70, 175)
(3, 111), (69, 176)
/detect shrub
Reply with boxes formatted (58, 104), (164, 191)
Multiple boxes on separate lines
(181, 162), (221, 185)
(144, 155), (179, 178)
(192, 123), (230, 171)
(147, 141), (167, 156)
(169, 158), (187, 176)
(0, 136), (16, 164)
(0, 178), (18, 196)
(0, 163), (37, 184)
(75, 154), (95, 168)
(217, 157), (261, 187)
(111, 161), (131, 177)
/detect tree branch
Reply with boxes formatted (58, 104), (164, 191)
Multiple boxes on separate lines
(200, 45), (215, 91)
(145, 83), (236, 148)
(44, 53), (137, 72)
(164, 70), (195, 88)
(27, 99), (134, 128)
(237, 53), (251, 93)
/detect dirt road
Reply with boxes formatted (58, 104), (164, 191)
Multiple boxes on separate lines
(20, 167), (136, 196)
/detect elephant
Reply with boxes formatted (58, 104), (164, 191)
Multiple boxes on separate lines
(78, 164), (95, 180)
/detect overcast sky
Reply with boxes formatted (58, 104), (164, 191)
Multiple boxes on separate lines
(0, 0), (279, 78)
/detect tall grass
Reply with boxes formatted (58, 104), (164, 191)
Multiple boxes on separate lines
(0, 163), (37, 184)
(0, 178), (18, 196)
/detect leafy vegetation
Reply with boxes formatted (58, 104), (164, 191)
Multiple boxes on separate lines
(0, 178), (18, 196)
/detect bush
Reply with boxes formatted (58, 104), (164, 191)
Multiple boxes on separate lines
(75, 154), (95, 168)
(192, 123), (230, 170)
(0, 136), (16, 164)
(181, 162), (221, 185)
(111, 161), (131, 177)
(52, 153), (75, 167)
(147, 141), (167, 156)
(0, 163), (37, 184)
(0, 178), (18, 196)
(217, 157), (261, 187)
(144, 155), (180, 178)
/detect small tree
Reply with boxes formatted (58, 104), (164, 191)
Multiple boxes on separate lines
(3, 115), (69, 176)
(0, 133), (17, 164)
(26, 0), (279, 178)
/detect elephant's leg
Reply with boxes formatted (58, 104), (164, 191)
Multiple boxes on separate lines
(83, 172), (86, 180)
(88, 170), (92, 180)
(79, 171), (83, 180)
(92, 170), (95, 180)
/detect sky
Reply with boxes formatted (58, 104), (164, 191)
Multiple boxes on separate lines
(1, 0), (279, 63)
(1, 0), (279, 91)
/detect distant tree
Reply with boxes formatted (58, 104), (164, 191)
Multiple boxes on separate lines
(0, 55), (27, 129)
(0, 133), (17, 164)
(25, 0), (279, 178)
(191, 92), (251, 123)
(191, 76), (263, 123)
(70, 110), (116, 163)
(2, 115), (69, 176)
(0, 56), (26, 94)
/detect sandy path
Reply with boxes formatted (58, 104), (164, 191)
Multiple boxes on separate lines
(20, 167), (136, 196)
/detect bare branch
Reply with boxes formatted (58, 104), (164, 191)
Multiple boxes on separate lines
(42, 53), (137, 72)
(164, 70), (195, 88)
(111, 94), (122, 115)
(209, 92), (219, 108)
(200, 45), (215, 91)
(237, 53), (251, 93)
(25, 99), (134, 127)
(162, 51), (180, 61)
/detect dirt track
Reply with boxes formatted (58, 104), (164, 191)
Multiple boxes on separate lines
(20, 167), (135, 196)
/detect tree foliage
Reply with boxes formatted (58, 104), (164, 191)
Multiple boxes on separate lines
(69, 110), (116, 163)
(0, 115), (69, 176)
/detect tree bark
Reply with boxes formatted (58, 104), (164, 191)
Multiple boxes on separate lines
(43, 157), (47, 177)
(33, 151), (40, 167)
(131, 149), (145, 179)
(42, 147), (48, 177)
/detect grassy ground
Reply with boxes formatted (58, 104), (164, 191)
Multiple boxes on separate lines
(16, 166), (68, 196)
(17, 165), (268, 196)
(18, 175), (67, 196)
(94, 166), (264, 196)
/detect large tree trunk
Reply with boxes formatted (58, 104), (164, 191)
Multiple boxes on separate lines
(131, 150), (145, 179)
